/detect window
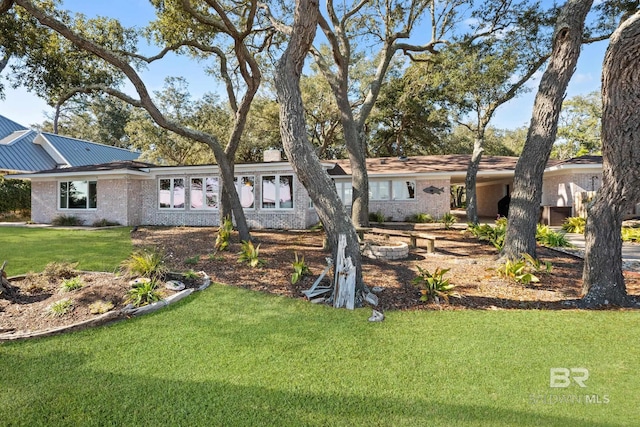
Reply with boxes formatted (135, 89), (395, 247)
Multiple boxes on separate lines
(370, 180), (391, 200)
(262, 175), (294, 209)
(234, 176), (255, 209)
(392, 180), (416, 200)
(59, 181), (97, 209)
(159, 178), (185, 209)
(335, 181), (352, 206)
(190, 177), (219, 209)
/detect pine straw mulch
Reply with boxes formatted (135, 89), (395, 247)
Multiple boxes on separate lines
(131, 225), (640, 311)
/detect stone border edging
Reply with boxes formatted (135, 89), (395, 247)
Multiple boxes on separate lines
(0, 272), (211, 342)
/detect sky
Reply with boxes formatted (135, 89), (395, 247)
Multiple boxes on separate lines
(0, 0), (608, 131)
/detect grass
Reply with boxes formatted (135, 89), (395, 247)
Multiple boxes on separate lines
(1, 227), (639, 425)
(1, 285), (639, 426)
(0, 227), (132, 275)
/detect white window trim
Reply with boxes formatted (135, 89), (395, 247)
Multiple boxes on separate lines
(158, 177), (186, 210)
(58, 180), (97, 210)
(190, 176), (219, 210)
(261, 174), (295, 210)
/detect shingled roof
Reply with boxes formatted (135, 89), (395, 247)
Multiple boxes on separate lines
(328, 154), (522, 176)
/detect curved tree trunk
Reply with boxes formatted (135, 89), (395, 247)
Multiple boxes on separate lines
(501, 0), (593, 260)
(275, 0), (364, 292)
(581, 11), (640, 307)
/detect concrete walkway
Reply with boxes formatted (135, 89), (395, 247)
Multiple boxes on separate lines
(562, 232), (640, 263)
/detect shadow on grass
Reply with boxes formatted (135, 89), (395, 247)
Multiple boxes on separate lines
(0, 348), (619, 427)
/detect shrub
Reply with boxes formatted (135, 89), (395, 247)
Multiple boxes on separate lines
(237, 240), (264, 268)
(467, 217), (507, 250)
(126, 280), (162, 307)
(411, 266), (459, 304)
(215, 217), (233, 251)
(0, 176), (30, 216)
(51, 214), (85, 226)
(536, 225), (573, 248)
(92, 218), (121, 227)
(59, 276), (84, 292)
(43, 262), (78, 280)
(120, 247), (168, 279)
(496, 253), (552, 285)
(369, 211), (386, 223)
(291, 252), (311, 285)
(562, 216), (586, 234)
(47, 298), (74, 317)
(89, 300), (115, 314)
(440, 213), (458, 230)
(405, 213), (435, 223)
(622, 227), (640, 243)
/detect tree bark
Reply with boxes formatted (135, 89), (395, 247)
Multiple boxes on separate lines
(501, 0), (593, 260)
(465, 136), (484, 224)
(581, 11), (640, 307)
(275, 0), (364, 293)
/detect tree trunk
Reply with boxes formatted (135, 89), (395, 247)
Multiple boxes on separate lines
(581, 11), (640, 307)
(275, 0), (364, 294)
(350, 125), (370, 228)
(465, 137), (484, 224)
(501, 0), (593, 260)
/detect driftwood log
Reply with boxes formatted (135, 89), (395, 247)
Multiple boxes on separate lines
(0, 260), (17, 298)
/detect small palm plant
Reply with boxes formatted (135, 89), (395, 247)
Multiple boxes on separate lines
(291, 252), (311, 284)
(215, 217), (234, 252)
(562, 216), (586, 234)
(440, 213), (458, 230)
(237, 240), (264, 268)
(126, 279), (162, 307)
(412, 266), (459, 304)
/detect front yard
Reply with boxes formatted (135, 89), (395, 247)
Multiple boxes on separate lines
(1, 226), (639, 425)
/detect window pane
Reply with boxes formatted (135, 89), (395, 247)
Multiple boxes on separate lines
(262, 176), (276, 209)
(378, 181), (390, 200)
(393, 180), (415, 200)
(173, 179), (185, 208)
(159, 179), (171, 208)
(205, 177), (218, 208)
(238, 176), (254, 209)
(69, 181), (88, 209)
(279, 175), (293, 208)
(89, 181), (97, 209)
(60, 182), (68, 209)
(190, 178), (203, 209)
(343, 182), (352, 205)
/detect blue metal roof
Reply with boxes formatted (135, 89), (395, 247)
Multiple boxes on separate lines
(0, 129), (59, 172)
(0, 115), (27, 139)
(42, 133), (140, 167)
(0, 115), (139, 173)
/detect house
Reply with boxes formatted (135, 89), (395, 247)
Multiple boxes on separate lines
(10, 146), (608, 228)
(0, 115), (140, 174)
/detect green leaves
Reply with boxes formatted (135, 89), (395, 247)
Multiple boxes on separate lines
(412, 266), (459, 304)
(237, 240), (264, 268)
(496, 253), (552, 285)
(291, 252), (310, 285)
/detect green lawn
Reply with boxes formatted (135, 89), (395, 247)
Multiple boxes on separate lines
(1, 286), (638, 426)
(0, 226), (132, 275)
(1, 227), (639, 426)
